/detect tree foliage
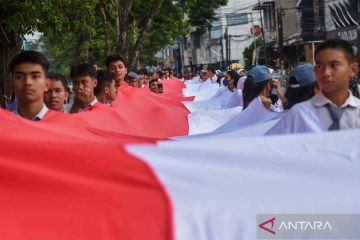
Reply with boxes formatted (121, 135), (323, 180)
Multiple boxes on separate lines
(243, 38), (264, 70)
(1, 0), (228, 75)
(178, 0), (227, 30)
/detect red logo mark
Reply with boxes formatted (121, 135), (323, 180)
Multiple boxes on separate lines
(259, 217), (276, 235)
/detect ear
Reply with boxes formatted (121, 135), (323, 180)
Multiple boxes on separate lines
(44, 79), (50, 92)
(104, 85), (110, 94)
(350, 62), (358, 78)
(93, 79), (98, 88)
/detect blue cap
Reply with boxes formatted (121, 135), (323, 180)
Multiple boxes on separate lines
(289, 64), (315, 88)
(248, 65), (272, 83)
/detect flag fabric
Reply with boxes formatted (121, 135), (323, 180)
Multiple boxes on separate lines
(128, 129), (360, 240)
(0, 78), (359, 240)
(183, 88), (243, 112)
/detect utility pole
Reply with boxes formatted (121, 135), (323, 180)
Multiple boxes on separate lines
(227, 33), (231, 68)
(277, 8), (284, 70)
(250, 12), (258, 66)
(224, 27), (229, 70)
(220, 37), (225, 70)
(258, 0), (268, 65)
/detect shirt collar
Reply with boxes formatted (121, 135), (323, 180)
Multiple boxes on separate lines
(312, 90), (359, 108)
(82, 97), (98, 110)
(15, 104), (48, 121)
(89, 98), (98, 106)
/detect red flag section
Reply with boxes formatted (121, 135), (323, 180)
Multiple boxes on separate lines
(0, 79), (193, 240)
(0, 108), (173, 240)
(68, 79), (192, 138)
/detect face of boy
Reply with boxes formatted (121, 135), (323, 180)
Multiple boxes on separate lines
(44, 80), (69, 111)
(129, 78), (140, 88)
(106, 80), (117, 100)
(109, 60), (127, 84)
(72, 75), (97, 102)
(149, 81), (159, 93)
(165, 71), (170, 78)
(315, 49), (358, 96)
(11, 63), (49, 104)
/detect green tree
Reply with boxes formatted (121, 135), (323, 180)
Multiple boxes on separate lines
(178, 0), (227, 30)
(0, 0), (228, 91)
(243, 38), (264, 70)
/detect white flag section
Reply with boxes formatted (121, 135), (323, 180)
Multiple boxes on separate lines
(176, 97), (282, 140)
(183, 81), (220, 101)
(185, 76), (201, 85)
(183, 89), (243, 112)
(214, 97), (282, 133)
(128, 130), (360, 240)
(188, 106), (243, 135)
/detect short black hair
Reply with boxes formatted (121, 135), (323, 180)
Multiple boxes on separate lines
(106, 54), (126, 68)
(207, 66), (216, 74)
(315, 39), (355, 63)
(138, 68), (148, 75)
(47, 72), (69, 92)
(164, 68), (172, 74)
(9, 50), (49, 74)
(149, 79), (158, 85)
(70, 63), (97, 79)
(94, 70), (115, 95)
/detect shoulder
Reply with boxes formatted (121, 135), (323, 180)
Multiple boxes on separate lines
(289, 100), (314, 113)
(350, 94), (360, 107)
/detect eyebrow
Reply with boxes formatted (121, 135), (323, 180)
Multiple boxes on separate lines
(14, 71), (43, 75)
(315, 60), (342, 64)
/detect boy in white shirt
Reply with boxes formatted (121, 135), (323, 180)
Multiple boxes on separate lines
(267, 39), (360, 134)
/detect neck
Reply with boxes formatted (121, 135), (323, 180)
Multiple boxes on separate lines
(96, 94), (108, 104)
(323, 90), (350, 107)
(18, 100), (43, 120)
(116, 78), (124, 86)
(54, 106), (65, 112)
(84, 95), (95, 105)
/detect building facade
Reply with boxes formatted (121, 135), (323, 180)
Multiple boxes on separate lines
(157, 0), (260, 73)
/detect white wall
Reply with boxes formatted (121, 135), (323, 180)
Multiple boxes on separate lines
(211, 0), (260, 64)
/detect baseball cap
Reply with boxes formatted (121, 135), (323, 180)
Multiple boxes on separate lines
(289, 64), (315, 88)
(127, 71), (139, 80)
(248, 65), (272, 83)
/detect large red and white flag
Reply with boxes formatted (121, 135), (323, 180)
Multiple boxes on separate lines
(0, 78), (359, 240)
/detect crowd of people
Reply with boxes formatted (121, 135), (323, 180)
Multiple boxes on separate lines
(2, 38), (360, 133)
(185, 39), (359, 133)
(3, 53), (181, 118)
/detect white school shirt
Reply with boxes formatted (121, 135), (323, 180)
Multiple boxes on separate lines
(311, 91), (360, 130)
(210, 75), (218, 84)
(14, 104), (48, 121)
(67, 98), (98, 113)
(266, 91), (360, 135)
